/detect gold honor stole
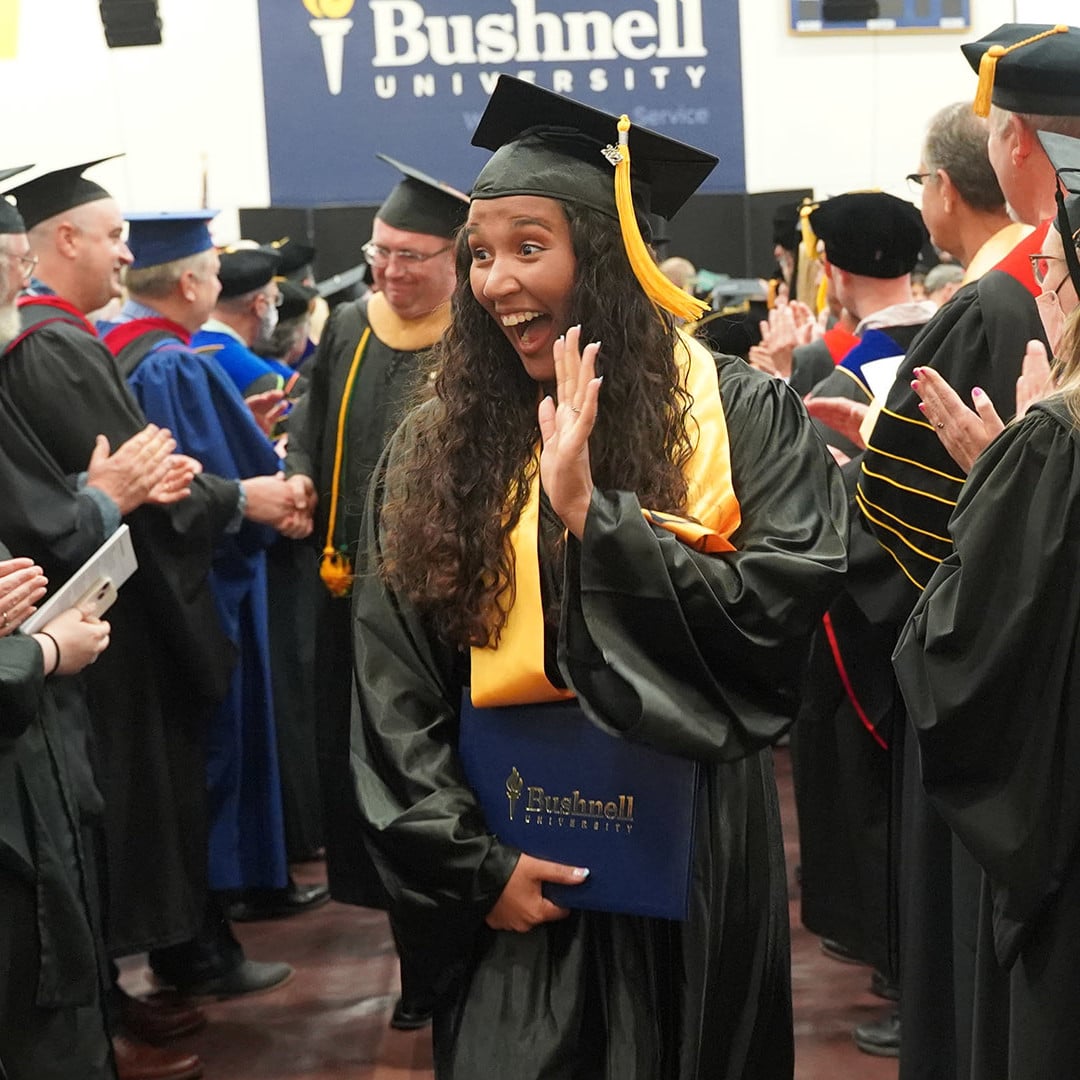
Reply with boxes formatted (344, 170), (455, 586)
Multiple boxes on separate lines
(470, 329), (742, 707)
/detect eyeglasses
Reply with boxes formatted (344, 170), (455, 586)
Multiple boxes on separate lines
(361, 240), (451, 269)
(1029, 252), (1066, 287)
(906, 172), (933, 195)
(2, 251), (38, 280)
(259, 287), (284, 308)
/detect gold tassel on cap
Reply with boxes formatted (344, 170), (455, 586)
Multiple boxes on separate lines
(973, 25), (1069, 118)
(607, 116), (709, 323)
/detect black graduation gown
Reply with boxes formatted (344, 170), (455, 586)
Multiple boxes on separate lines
(857, 275), (1048, 1080)
(894, 397), (1080, 1079)
(351, 356), (848, 1079)
(0, 305), (239, 956)
(0, 542), (112, 1079)
(793, 323), (926, 979)
(287, 293), (440, 906)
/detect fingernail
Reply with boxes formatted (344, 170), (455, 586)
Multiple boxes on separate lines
(917, 402), (926, 412)
(573, 867), (590, 879)
(972, 387), (983, 397)
(910, 380), (919, 389)
(913, 368), (922, 376)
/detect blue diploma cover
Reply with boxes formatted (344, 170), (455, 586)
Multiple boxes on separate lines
(459, 695), (699, 920)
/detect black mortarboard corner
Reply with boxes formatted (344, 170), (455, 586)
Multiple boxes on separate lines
(772, 202), (802, 252)
(2, 156), (122, 231)
(375, 154), (469, 239)
(217, 246), (283, 299)
(0, 166), (32, 234)
(278, 280), (318, 321)
(962, 23), (1080, 118)
(1037, 130), (1080, 298)
(266, 237), (316, 281)
(809, 192), (927, 279)
(470, 75), (717, 321)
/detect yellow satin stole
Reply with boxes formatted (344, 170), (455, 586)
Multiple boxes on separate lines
(470, 330), (742, 707)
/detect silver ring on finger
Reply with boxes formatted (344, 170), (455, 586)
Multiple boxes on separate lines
(1, 610), (7, 628)
(935, 421), (945, 429)
(569, 405), (581, 415)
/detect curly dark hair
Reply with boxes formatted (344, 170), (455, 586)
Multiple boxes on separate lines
(379, 199), (695, 648)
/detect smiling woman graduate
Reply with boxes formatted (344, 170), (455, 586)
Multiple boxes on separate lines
(348, 75), (848, 1079)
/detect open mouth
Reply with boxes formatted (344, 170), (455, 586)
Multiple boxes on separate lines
(501, 310), (551, 351)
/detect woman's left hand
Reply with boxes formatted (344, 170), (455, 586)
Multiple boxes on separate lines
(538, 325), (602, 540)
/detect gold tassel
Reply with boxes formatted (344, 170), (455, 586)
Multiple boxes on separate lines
(973, 26), (1069, 118)
(610, 116), (709, 323)
(973, 46), (1004, 117)
(319, 549), (354, 597)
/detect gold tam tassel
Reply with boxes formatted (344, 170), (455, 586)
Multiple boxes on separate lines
(973, 25), (1069, 118)
(319, 549), (354, 597)
(609, 116), (709, 323)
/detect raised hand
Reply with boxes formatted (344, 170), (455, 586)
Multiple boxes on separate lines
(146, 453), (202, 505)
(0, 557), (48, 637)
(803, 395), (870, 451)
(245, 389), (289, 437)
(85, 425), (179, 514)
(912, 367), (1001, 475)
(1015, 339), (1054, 420)
(537, 325), (602, 540)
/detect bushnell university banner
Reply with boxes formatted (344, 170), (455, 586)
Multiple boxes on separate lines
(258, 0), (745, 205)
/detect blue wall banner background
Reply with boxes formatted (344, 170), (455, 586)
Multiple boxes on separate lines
(259, 0), (746, 206)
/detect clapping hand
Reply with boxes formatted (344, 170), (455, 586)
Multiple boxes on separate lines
(0, 557), (48, 637)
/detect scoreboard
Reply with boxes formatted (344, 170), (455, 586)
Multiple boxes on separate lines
(791, 0), (970, 32)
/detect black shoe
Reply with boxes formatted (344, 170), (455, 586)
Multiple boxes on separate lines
(820, 937), (866, 965)
(870, 969), (900, 1002)
(163, 959), (294, 1002)
(227, 879), (330, 922)
(853, 1011), (900, 1057)
(390, 997), (433, 1031)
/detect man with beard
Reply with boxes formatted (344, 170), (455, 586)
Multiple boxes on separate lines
(283, 154), (467, 1030)
(1, 161), (300, 1078)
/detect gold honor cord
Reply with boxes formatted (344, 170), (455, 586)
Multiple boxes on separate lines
(470, 330), (740, 708)
(319, 326), (371, 597)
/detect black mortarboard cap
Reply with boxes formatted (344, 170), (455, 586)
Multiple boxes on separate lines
(0, 166), (32, 234)
(278, 280), (318, 321)
(809, 192), (927, 279)
(772, 202), (802, 252)
(963, 23), (1080, 117)
(217, 246), (283, 298)
(2, 156), (122, 230)
(375, 154), (469, 239)
(266, 236), (317, 280)
(470, 75), (716, 221)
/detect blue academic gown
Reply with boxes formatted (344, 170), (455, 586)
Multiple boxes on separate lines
(102, 304), (288, 891)
(190, 327), (293, 397)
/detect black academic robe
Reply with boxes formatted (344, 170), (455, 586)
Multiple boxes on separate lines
(895, 396), (1080, 1079)
(793, 322), (927, 979)
(0, 303), (239, 956)
(856, 274), (1048, 1080)
(0, 542), (112, 1080)
(351, 356), (848, 1079)
(286, 292), (443, 907)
